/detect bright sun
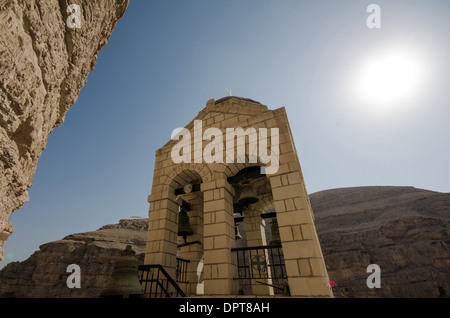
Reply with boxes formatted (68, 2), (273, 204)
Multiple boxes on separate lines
(354, 48), (425, 109)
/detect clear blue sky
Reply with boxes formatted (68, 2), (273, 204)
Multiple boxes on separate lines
(2, 0), (449, 269)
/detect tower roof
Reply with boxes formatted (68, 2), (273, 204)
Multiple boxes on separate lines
(214, 96), (262, 105)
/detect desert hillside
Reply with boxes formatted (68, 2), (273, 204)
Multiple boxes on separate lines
(311, 186), (449, 298)
(0, 219), (147, 298)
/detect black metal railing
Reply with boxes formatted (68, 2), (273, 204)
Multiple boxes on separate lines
(138, 260), (188, 298)
(232, 245), (289, 295)
(176, 257), (190, 283)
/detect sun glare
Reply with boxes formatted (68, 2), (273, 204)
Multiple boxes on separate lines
(354, 48), (425, 109)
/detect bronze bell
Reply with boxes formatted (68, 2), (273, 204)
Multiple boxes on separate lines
(100, 245), (144, 298)
(178, 206), (194, 242)
(238, 183), (259, 206)
(235, 226), (243, 240)
(269, 218), (281, 246)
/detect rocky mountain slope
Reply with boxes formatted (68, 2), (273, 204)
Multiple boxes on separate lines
(0, 186), (448, 297)
(312, 186), (449, 298)
(0, 0), (129, 262)
(0, 218), (147, 298)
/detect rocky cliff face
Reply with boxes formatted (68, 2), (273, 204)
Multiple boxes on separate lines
(0, 0), (129, 261)
(0, 218), (147, 298)
(0, 186), (448, 298)
(312, 186), (449, 298)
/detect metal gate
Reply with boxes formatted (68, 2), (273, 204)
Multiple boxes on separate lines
(232, 245), (289, 296)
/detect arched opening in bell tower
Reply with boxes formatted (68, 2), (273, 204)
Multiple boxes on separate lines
(228, 166), (288, 296)
(171, 170), (204, 296)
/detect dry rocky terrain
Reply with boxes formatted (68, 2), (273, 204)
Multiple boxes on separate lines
(0, 218), (147, 298)
(312, 186), (449, 298)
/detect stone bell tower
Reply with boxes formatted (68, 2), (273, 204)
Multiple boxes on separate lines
(143, 97), (332, 297)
